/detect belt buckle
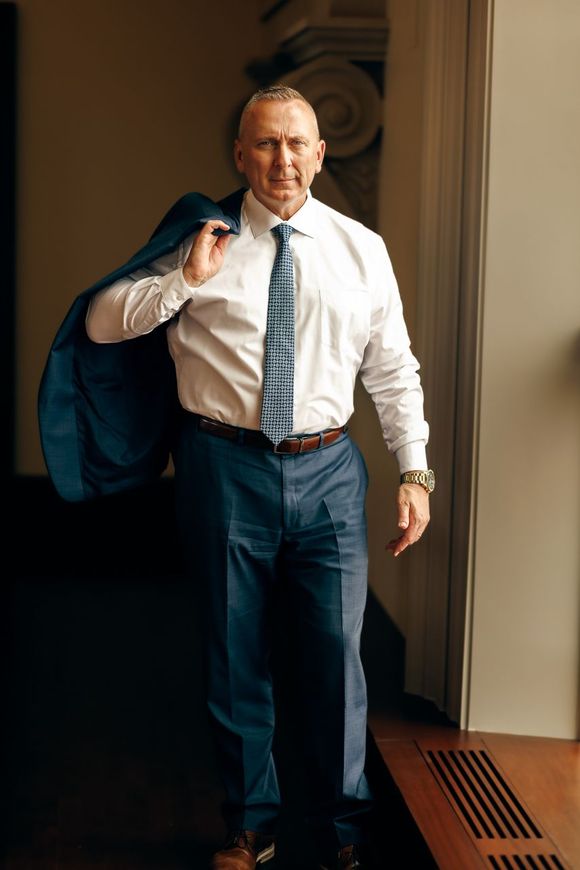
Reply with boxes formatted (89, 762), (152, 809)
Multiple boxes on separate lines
(273, 436), (300, 454)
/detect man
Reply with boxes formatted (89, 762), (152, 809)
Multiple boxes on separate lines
(85, 86), (433, 870)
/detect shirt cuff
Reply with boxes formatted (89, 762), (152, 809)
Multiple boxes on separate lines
(395, 441), (428, 474)
(157, 267), (197, 308)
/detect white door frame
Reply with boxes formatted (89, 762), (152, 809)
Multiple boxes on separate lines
(405, 0), (492, 726)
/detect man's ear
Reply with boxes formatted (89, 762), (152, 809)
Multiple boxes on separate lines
(233, 139), (244, 173)
(315, 139), (326, 173)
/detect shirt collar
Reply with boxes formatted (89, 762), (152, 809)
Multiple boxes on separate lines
(244, 189), (317, 239)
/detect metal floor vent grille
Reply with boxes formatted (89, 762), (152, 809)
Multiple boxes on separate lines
(426, 748), (543, 840)
(488, 855), (565, 869)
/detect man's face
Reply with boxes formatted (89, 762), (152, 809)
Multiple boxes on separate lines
(234, 99), (326, 219)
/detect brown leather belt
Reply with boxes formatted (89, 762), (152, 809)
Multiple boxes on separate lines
(195, 415), (348, 454)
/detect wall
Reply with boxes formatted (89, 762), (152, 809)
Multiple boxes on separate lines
(15, 0), (261, 474)
(467, 0), (580, 738)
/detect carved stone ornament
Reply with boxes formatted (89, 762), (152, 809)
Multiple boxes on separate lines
(277, 56), (381, 159)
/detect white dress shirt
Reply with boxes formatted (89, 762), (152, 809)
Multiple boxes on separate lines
(86, 189), (429, 472)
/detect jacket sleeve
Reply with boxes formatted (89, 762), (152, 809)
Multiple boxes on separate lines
(38, 189), (244, 502)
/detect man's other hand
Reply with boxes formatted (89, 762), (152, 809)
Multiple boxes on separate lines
(386, 484), (430, 558)
(182, 219), (232, 287)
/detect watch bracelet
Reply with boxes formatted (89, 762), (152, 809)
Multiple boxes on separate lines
(400, 470), (435, 492)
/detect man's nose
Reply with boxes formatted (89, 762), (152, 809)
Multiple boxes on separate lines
(274, 143), (292, 166)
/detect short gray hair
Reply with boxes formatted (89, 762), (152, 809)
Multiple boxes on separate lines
(238, 85), (319, 138)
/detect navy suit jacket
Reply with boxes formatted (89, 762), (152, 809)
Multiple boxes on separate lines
(38, 187), (245, 503)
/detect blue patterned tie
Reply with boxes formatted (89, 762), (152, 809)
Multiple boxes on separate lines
(260, 223), (295, 445)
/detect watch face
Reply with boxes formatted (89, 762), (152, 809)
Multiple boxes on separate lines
(427, 470), (435, 492)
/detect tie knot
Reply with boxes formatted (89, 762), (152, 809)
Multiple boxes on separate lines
(272, 223), (293, 244)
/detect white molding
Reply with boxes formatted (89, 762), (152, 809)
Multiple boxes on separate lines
(281, 25), (389, 63)
(278, 56), (382, 157)
(259, 0), (388, 59)
(405, 0), (491, 719)
(405, 0), (470, 707)
(452, 0), (493, 729)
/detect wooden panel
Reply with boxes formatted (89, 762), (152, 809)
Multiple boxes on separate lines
(416, 734), (571, 867)
(368, 708), (458, 741)
(373, 727), (577, 869)
(481, 733), (580, 870)
(376, 738), (486, 869)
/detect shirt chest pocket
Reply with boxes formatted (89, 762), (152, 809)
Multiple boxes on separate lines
(319, 286), (371, 351)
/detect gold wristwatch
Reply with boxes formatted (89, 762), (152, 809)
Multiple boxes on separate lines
(400, 469), (435, 494)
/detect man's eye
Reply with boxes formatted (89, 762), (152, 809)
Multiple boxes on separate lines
(257, 140), (275, 147)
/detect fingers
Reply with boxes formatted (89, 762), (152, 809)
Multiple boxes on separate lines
(210, 219), (232, 234)
(398, 498), (410, 531)
(199, 219), (231, 242)
(183, 220), (232, 287)
(386, 485), (431, 558)
(386, 526), (414, 558)
(215, 231), (232, 253)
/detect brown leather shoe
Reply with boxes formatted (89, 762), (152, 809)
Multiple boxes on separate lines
(319, 843), (364, 870)
(210, 829), (276, 869)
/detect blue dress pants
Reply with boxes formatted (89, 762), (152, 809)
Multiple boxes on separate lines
(174, 414), (374, 851)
